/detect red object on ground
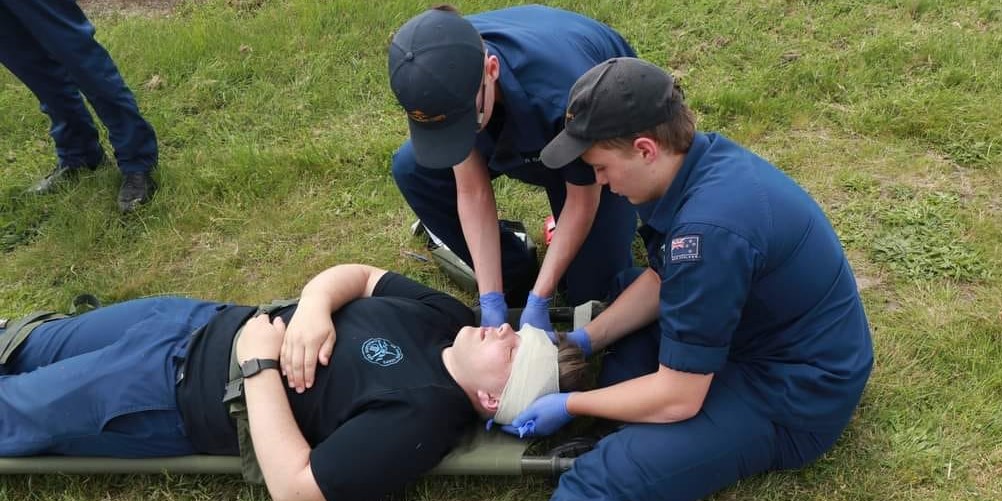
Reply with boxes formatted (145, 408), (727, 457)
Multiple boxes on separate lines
(544, 215), (556, 246)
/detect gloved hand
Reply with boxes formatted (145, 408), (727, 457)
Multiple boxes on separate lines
(518, 292), (553, 332)
(500, 392), (573, 438)
(567, 327), (593, 357)
(479, 291), (508, 328)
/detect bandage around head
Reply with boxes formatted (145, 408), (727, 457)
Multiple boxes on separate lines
(493, 326), (559, 425)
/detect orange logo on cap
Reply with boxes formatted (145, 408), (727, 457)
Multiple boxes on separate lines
(408, 110), (446, 123)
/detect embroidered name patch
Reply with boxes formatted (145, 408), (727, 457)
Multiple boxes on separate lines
(361, 337), (404, 367)
(669, 235), (702, 263)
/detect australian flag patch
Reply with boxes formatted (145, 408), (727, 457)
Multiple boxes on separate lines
(669, 235), (702, 263)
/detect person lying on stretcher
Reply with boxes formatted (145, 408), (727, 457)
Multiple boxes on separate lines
(0, 264), (586, 501)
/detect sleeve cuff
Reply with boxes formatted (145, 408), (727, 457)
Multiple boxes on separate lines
(658, 335), (728, 374)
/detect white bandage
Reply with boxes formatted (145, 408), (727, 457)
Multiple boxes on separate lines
(493, 326), (559, 425)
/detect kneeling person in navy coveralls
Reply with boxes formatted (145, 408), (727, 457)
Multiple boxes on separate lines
(0, 264), (586, 501)
(388, 5), (638, 333)
(502, 58), (874, 501)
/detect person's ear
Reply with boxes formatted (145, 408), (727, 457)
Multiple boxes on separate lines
(485, 54), (500, 82)
(477, 389), (501, 412)
(633, 137), (659, 162)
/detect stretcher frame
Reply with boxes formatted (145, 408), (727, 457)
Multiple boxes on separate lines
(0, 301), (604, 477)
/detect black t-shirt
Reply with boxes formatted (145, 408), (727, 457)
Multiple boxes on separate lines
(177, 273), (477, 501)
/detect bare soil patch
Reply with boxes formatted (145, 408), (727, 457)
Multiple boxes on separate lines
(79, 0), (188, 17)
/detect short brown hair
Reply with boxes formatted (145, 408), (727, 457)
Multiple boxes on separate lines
(431, 3), (460, 14)
(595, 85), (696, 155)
(555, 332), (590, 392)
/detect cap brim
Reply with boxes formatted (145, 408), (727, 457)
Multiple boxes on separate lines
(540, 129), (594, 169)
(408, 108), (479, 169)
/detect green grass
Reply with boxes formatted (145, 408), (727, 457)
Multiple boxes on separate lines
(1, 0), (1000, 499)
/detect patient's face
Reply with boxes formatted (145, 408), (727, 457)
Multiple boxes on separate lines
(452, 323), (521, 393)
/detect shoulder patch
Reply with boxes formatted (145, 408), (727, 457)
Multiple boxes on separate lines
(669, 234), (702, 263)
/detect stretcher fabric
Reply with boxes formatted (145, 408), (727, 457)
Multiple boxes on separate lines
(0, 430), (531, 476)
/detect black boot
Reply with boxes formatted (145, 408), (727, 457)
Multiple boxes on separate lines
(30, 152), (107, 194)
(117, 171), (158, 213)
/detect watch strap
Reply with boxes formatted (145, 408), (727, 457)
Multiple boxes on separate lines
(240, 358), (280, 378)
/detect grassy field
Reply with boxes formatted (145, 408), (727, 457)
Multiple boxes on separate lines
(1, 0), (1000, 499)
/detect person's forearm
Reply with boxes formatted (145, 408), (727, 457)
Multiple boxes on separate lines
(567, 366), (712, 424)
(532, 183), (601, 297)
(298, 264), (386, 312)
(585, 267), (661, 351)
(454, 152), (503, 294)
(243, 371), (324, 501)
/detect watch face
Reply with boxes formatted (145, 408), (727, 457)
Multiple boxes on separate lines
(241, 360), (257, 377)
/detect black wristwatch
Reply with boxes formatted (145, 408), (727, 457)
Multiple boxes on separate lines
(240, 358), (280, 379)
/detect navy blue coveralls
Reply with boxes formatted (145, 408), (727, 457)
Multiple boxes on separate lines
(392, 5), (637, 305)
(0, 297), (219, 457)
(555, 133), (874, 501)
(0, 0), (157, 173)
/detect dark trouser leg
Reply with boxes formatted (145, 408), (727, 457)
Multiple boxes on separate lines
(595, 267), (662, 387)
(554, 381), (841, 501)
(575, 266), (847, 500)
(0, 297), (220, 457)
(544, 184), (636, 306)
(0, 2), (102, 168)
(392, 140), (537, 301)
(1, 0), (157, 173)
(0, 326), (5, 376)
(3, 297), (218, 373)
(392, 140), (472, 264)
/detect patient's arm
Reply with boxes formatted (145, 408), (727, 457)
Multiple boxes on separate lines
(282, 264), (388, 392)
(239, 315), (325, 501)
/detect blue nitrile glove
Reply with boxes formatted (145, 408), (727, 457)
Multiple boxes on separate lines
(500, 393), (573, 438)
(479, 291), (508, 328)
(518, 292), (553, 332)
(567, 327), (593, 357)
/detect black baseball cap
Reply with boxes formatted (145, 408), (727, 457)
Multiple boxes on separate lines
(541, 58), (676, 169)
(388, 9), (485, 169)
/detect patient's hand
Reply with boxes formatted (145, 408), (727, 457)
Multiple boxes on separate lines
(281, 302), (336, 394)
(238, 314), (286, 363)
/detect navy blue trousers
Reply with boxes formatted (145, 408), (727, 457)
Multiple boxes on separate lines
(554, 268), (844, 501)
(392, 139), (637, 306)
(0, 297), (220, 458)
(0, 0), (156, 173)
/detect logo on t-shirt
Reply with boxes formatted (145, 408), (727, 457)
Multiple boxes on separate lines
(361, 337), (404, 367)
(669, 234), (702, 263)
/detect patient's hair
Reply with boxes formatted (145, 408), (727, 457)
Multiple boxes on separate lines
(431, 4), (460, 14)
(555, 333), (589, 392)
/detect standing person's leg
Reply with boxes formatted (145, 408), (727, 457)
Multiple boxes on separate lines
(545, 185), (636, 305)
(0, 3), (104, 192)
(2, 0), (158, 210)
(0, 297), (221, 457)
